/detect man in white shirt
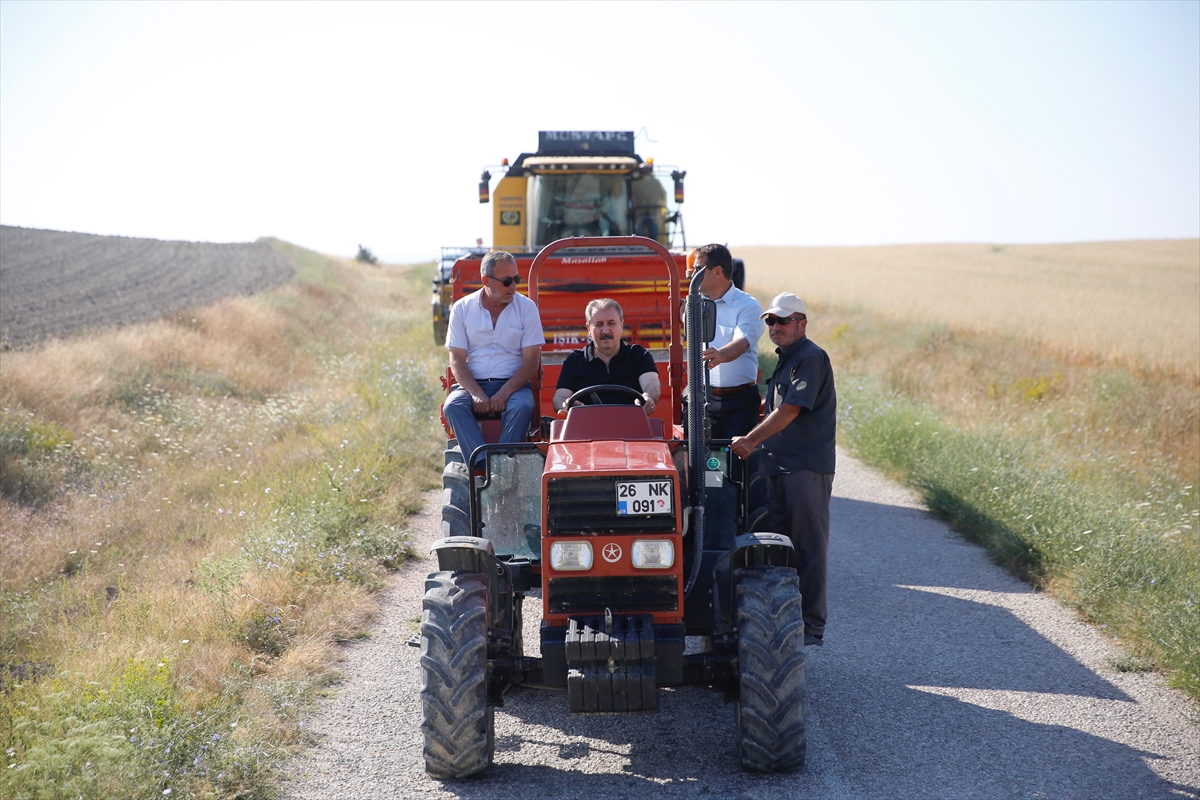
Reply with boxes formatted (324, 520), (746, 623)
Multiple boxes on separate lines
(444, 251), (544, 466)
(691, 243), (765, 439)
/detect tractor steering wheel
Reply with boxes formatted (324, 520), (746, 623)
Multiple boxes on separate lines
(565, 384), (645, 409)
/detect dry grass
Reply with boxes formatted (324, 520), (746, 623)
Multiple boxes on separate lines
(0, 246), (445, 797)
(792, 310), (1200, 483)
(738, 239), (1200, 377)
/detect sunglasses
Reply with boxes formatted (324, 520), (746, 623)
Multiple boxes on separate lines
(487, 274), (521, 287)
(765, 315), (800, 327)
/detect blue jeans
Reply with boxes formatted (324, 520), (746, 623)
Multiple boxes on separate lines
(442, 379), (535, 466)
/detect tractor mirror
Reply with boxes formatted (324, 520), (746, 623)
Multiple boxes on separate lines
(479, 170), (491, 204)
(701, 298), (717, 344)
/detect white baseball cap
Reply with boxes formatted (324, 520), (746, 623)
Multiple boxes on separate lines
(760, 292), (807, 319)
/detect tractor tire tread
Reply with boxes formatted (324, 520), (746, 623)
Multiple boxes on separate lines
(420, 571), (494, 779)
(734, 565), (807, 773)
(441, 453), (471, 539)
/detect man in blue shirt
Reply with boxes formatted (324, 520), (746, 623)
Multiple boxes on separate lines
(689, 243), (765, 439)
(443, 251), (544, 466)
(731, 292), (836, 647)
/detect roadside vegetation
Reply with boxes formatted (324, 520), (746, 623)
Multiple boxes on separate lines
(758, 302), (1199, 702)
(0, 244), (444, 798)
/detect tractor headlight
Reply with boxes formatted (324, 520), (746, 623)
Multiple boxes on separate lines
(631, 539), (674, 569)
(550, 541), (593, 571)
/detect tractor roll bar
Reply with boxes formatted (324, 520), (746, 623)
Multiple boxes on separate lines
(528, 236), (684, 422)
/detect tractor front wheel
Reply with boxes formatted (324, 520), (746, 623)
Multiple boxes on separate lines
(420, 571), (494, 778)
(734, 565), (807, 772)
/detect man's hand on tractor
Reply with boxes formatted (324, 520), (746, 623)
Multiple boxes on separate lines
(703, 338), (749, 371)
(469, 392), (491, 413)
(730, 436), (755, 460)
(732, 404), (801, 460)
(641, 393), (656, 414)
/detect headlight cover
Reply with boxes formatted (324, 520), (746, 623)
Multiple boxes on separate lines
(550, 541), (593, 571)
(631, 539), (674, 569)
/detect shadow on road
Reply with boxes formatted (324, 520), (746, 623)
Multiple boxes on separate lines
(422, 495), (1195, 799)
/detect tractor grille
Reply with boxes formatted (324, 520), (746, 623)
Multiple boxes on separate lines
(548, 576), (678, 614)
(546, 476), (677, 534)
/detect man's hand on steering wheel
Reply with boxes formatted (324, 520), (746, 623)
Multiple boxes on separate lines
(562, 384), (648, 412)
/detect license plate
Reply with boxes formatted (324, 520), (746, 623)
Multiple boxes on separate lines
(616, 480), (673, 515)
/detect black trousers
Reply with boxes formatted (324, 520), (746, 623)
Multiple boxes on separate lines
(767, 470), (834, 638)
(684, 385), (761, 440)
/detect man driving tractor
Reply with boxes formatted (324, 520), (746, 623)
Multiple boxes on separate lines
(553, 298), (662, 414)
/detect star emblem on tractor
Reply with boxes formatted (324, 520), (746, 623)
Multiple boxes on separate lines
(602, 543), (622, 563)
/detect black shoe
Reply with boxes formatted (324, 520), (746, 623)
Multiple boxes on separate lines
(804, 633), (823, 647)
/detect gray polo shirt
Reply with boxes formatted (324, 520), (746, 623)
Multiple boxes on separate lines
(760, 336), (836, 476)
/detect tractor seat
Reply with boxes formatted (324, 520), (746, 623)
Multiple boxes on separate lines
(475, 411), (542, 445)
(550, 405), (664, 442)
(477, 417), (504, 444)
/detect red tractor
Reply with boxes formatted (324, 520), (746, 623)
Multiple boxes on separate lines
(419, 235), (807, 778)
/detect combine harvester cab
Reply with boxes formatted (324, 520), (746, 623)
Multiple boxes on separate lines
(420, 231), (808, 779)
(431, 130), (743, 345)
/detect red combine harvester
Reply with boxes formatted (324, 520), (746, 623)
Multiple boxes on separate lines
(419, 133), (803, 779)
(431, 130), (743, 352)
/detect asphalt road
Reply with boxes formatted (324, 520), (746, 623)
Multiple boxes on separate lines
(283, 450), (1200, 799)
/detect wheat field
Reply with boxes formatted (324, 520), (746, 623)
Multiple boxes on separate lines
(737, 240), (1200, 377)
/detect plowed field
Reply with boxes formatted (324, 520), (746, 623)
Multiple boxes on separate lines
(0, 225), (294, 349)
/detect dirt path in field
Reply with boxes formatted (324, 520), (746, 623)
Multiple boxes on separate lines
(0, 225), (294, 349)
(282, 452), (1200, 800)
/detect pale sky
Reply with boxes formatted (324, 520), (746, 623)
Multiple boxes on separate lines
(2, 1), (1197, 262)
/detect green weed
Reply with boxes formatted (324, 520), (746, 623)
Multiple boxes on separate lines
(839, 381), (1200, 699)
(0, 412), (82, 507)
(0, 658), (274, 798)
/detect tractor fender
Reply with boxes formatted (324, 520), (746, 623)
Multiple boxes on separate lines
(731, 532), (796, 570)
(429, 536), (516, 637)
(709, 533), (798, 637)
(431, 535), (502, 576)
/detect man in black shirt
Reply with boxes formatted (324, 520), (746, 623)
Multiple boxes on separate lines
(731, 292), (836, 647)
(554, 298), (662, 413)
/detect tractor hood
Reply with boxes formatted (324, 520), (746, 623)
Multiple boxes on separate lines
(545, 440), (674, 474)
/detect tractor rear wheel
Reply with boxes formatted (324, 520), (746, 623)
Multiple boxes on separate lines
(734, 565), (807, 772)
(441, 454), (471, 539)
(747, 471), (767, 512)
(420, 571), (494, 778)
(749, 505), (770, 533)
